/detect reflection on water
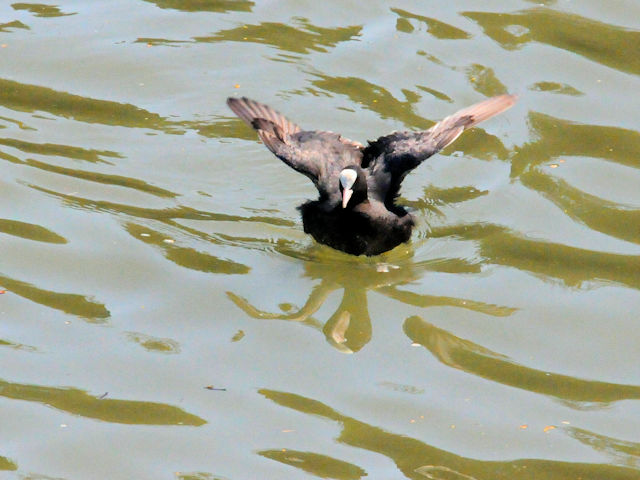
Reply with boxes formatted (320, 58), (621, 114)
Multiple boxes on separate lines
(0, 274), (110, 322)
(309, 74), (431, 130)
(1, 154), (176, 198)
(259, 449), (365, 480)
(0, 21), (28, 33)
(11, 3), (75, 18)
(465, 64), (508, 97)
(176, 473), (231, 480)
(194, 18), (362, 55)
(521, 169), (640, 245)
(307, 74), (511, 160)
(0, 218), (66, 243)
(430, 224), (640, 290)
(0, 77), (230, 140)
(404, 316), (640, 407)
(0, 378), (205, 425)
(1, 0), (639, 478)
(463, 8), (640, 75)
(511, 112), (640, 176)
(0, 455), (17, 472)
(403, 185), (488, 218)
(0, 337), (36, 352)
(260, 389), (639, 480)
(144, 0), (254, 14)
(0, 78), (177, 131)
(30, 184), (291, 227)
(0, 137), (121, 164)
(126, 223), (250, 275)
(568, 427), (640, 470)
(126, 331), (181, 354)
(529, 81), (584, 96)
(392, 8), (471, 40)
(229, 254), (515, 353)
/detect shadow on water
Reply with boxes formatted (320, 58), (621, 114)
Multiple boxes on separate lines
(463, 7), (640, 75)
(404, 316), (640, 407)
(0, 378), (205, 425)
(259, 389), (639, 480)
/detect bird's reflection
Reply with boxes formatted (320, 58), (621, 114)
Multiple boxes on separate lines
(228, 248), (516, 353)
(227, 183), (516, 353)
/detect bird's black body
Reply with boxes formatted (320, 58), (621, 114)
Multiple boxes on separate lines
(299, 199), (413, 256)
(227, 95), (516, 256)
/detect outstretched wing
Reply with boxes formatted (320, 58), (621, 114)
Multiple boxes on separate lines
(227, 97), (363, 197)
(363, 94), (517, 203)
(228, 97), (302, 138)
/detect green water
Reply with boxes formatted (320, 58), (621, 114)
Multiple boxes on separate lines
(0, 1), (639, 478)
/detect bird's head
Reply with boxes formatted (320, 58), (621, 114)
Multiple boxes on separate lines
(339, 166), (368, 209)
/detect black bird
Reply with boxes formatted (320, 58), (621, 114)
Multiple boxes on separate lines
(227, 94), (516, 256)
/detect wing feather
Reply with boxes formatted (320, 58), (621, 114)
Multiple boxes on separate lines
(364, 94), (517, 203)
(228, 97), (363, 198)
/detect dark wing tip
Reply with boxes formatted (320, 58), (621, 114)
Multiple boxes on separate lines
(252, 118), (284, 140)
(226, 96), (257, 126)
(227, 96), (301, 136)
(226, 96), (248, 109)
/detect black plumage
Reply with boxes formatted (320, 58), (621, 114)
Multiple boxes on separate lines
(227, 95), (516, 256)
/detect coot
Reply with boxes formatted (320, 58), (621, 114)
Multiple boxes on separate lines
(227, 94), (516, 256)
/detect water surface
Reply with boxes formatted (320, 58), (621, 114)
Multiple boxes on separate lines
(1, 1), (639, 478)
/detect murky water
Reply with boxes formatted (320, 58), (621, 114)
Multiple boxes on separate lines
(1, 1), (639, 479)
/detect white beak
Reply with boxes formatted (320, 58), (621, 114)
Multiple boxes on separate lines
(342, 188), (353, 208)
(339, 169), (357, 209)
